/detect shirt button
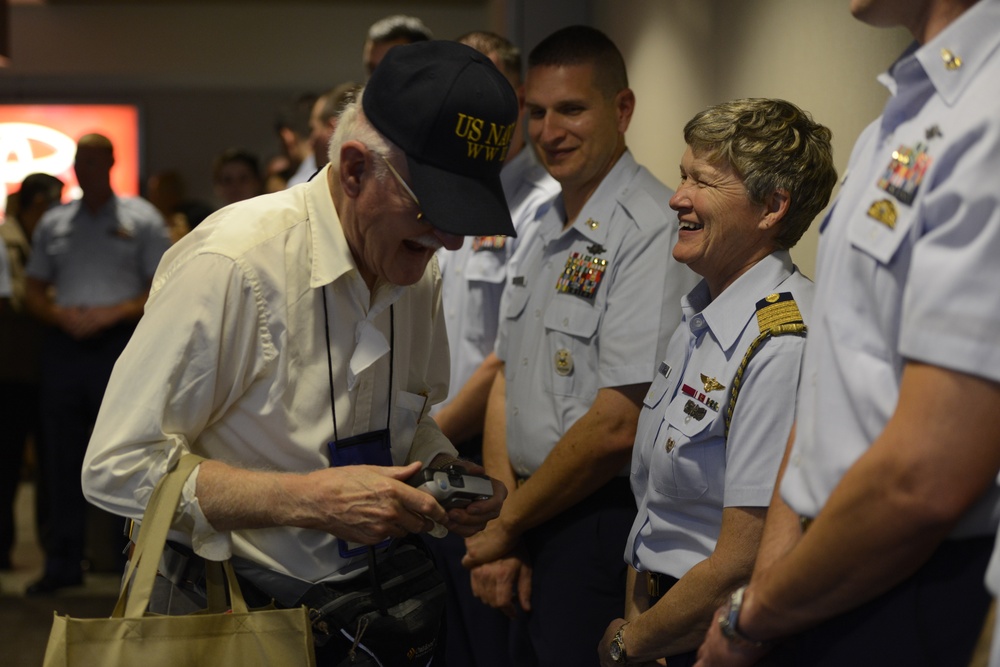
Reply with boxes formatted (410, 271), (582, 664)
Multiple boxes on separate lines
(522, 358), (528, 366)
(513, 407), (519, 416)
(535, 309), (541, 318)
(692, 316), (704, 328)
(563, 317), (570, 327)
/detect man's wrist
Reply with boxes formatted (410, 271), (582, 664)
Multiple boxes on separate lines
(609, 621), (630, 664)
(719, 585), (773, 650)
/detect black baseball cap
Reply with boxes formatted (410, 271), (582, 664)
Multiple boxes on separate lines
(363, 40), (519, 237)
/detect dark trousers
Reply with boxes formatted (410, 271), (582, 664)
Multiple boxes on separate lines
(0, 380), (40, 564)
(425, 432), (511, 667)
(36, 325), (133, 577)
(424, 529), (511, 667)
(766, 536), (994, 667)
(510, 477), (636, 667)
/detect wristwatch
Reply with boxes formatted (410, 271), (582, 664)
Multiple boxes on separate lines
(719, 585), (770, 648)
(609, 622), (629, 664)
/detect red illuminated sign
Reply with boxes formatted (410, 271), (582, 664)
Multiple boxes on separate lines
(0, 104), (140, 219)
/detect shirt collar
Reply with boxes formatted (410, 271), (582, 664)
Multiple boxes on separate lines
(305, 165), (391, 295)
(883, 0), (1000, 106)
(557, 149), (639, 245)
(684, 250), (797, 353)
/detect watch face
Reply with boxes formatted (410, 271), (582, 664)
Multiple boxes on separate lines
(610, 641), (622, 661)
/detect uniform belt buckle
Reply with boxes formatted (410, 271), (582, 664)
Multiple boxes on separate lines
(647, 571), (661, 599)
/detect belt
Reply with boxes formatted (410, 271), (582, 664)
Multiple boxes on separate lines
(646, 571), (678, 605)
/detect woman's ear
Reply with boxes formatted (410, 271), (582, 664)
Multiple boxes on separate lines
(760, 189), (790, 229)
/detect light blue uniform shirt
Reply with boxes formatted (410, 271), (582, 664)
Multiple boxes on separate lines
(26, 196), (170, 307)
(497, 150), (698, 476)
(781, 0), (1000, 544)
(627, 251), (811, 578)
(434, 148), (559, 412)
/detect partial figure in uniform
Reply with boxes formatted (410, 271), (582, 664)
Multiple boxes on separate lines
(462, 26), (699, 667)
(24, 134), (171, 594)
(427, 30), (559, 667)
(276, 92), (320, 188)
(309, 82), (362, 171)
(695, 1), (1000, 666)
(0, 173), (63, 571)
(597, 98), (836, 667)
(212, 148), (265, 208)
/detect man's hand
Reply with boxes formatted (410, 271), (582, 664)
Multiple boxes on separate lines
(461, 512), (520, 567)
(287, 462), (449, 544)
(468, 546), (532, 617)
(693, 604), (771, 667)
(423, 457), (508, 537)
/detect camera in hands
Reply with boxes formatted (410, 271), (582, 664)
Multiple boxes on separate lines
(409, 464), (494, 509)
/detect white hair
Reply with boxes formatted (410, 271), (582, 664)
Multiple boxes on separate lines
(328, 88), (403, 179)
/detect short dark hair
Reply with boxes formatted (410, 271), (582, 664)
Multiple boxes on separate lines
(17, 172), (64, 211)
(212, 148), (262, 183)
(684, 98), (838, 249)
(275, 93), (318, 139)
(528, 25), (627, 97)
(367, 15), (432, 44)
(457, 31), (522, 84)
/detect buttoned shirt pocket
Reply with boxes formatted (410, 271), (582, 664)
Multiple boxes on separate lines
(631, 372), (674, 493)
(543, 298), (601, 398)
(462, 250), (506, 343)
(649, 399), (724, 501)
(503, 283), (531, 322)
(390, 390), (428, 464)
(846, 185), (917, 265)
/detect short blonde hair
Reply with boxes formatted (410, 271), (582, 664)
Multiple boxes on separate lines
(684, 98), (837, 249)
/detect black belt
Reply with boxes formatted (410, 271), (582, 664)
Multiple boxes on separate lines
(646, 571), (679, 605)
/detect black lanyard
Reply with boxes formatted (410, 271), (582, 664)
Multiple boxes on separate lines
(321, 286), (394, 442)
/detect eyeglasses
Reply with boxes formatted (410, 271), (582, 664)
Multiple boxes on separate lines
(378, 153), (424, 221)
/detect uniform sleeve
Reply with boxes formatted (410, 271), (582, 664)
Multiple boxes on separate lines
(599, 214), (695, 389)
(900, 114), (1000, 384)
(24, 213), (55, 282)
(137, 210), (173, 280)
(723, 334), (806, 507)
(82, 251), (274, 558)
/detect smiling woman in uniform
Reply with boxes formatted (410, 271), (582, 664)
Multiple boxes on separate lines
(598, 98), (837, 667)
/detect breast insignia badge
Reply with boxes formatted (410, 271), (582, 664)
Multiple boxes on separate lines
(701, 374), (725, 393)
(554, 349), (574, 376)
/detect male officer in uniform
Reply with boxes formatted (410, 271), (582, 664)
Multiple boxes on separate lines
(463, 26), (697, 667)
(25, 134), (170, 593)
(694, 1), (1000, 665)
(428, 30), (559, 667)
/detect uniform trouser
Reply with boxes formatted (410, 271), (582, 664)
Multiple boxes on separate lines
(37, 325), (132, 576)
(765, 536), (993, 667)
(0, 380), (39, 563)
(424, 433), (511, 667)
(423, 529), (511, 667)
(510, 477), (635, 667)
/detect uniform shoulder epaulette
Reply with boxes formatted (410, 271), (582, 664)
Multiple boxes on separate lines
(726, 292), (808, 440)
(754, 292), (805, 334)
